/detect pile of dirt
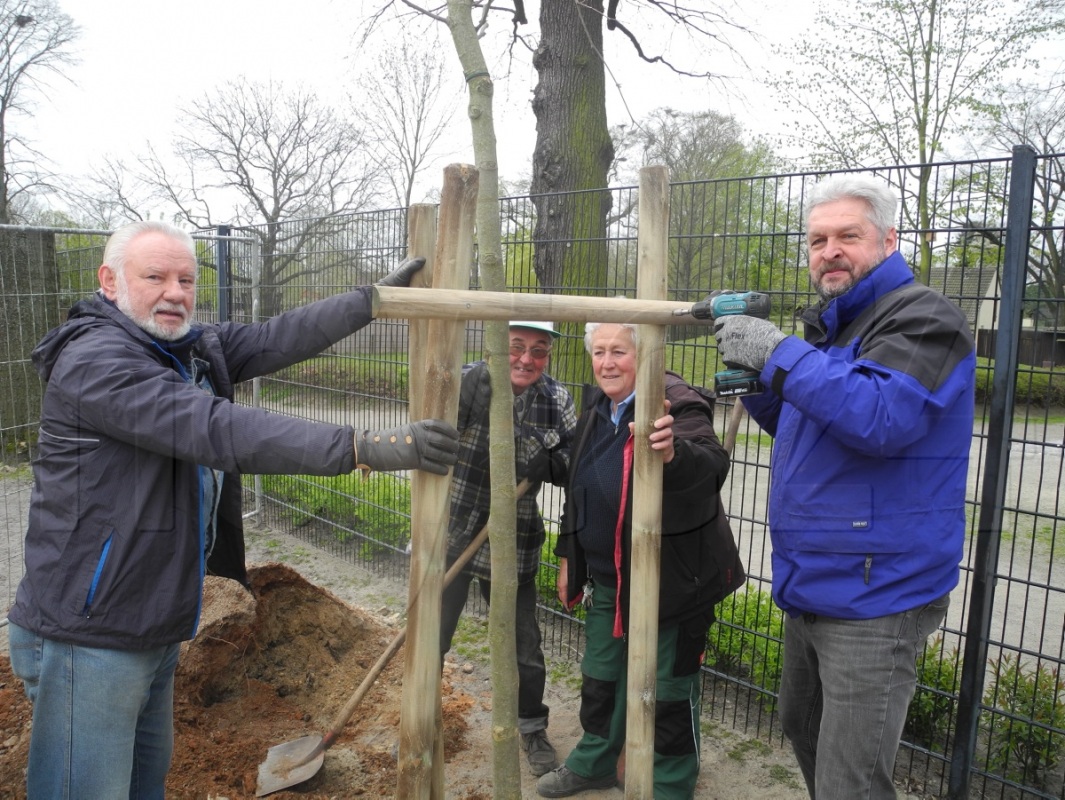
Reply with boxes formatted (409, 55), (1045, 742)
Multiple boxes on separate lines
(0, 563), (474, 799)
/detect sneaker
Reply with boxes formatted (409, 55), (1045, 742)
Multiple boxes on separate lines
(521, 729), (559, 776)
(536, 764), (616, 797)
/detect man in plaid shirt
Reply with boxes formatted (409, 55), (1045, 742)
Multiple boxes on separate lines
(440, 321), (578, 776)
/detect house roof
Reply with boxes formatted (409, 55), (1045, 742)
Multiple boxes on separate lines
(926, 263), (999, 329)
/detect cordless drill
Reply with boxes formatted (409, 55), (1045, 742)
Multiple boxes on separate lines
(673, 291), (773, 397)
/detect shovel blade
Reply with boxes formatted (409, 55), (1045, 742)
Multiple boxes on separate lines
(255, 735), (326, 797)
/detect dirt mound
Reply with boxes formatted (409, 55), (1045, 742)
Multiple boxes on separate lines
(0, 563), (472, 799)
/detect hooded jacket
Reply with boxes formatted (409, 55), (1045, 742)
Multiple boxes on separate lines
(555, 372), (744, 634)
(8, 289), (373, 649)
(743, 251), (976, 619)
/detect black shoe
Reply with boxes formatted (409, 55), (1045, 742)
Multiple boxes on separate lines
(536, 764), (616, 797)
(521, 729), (559, 777)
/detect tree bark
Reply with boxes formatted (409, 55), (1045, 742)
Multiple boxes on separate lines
(531, 0), (614, 386)
(447, 3), (523, 796)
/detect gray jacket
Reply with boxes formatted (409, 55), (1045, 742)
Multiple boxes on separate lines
(8, 288), (372, 649)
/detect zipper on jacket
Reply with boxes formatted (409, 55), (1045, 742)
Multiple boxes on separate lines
(82, 534), (114, 617)
(864, 554), (873, 585)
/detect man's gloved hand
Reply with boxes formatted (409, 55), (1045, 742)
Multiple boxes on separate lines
(354, 419), (459, 475)
(376, 256), (427, 288)
(520, 447), (568, 485)
(457, 363), (491, 431)
(714, 315), (787, 372)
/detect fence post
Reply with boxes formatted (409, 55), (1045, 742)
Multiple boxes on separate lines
(947, 144), (1037, 798)
(215, 224), (231, 323)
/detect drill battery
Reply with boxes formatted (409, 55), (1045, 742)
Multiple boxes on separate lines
(713, 369), (764, 397)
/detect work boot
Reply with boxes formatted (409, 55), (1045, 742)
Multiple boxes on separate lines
(521, 729), (559, 776)
(536, 764), (617, 797)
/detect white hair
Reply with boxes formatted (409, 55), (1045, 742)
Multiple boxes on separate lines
(583, 321), (638, 353)
(103, 220), (196, 277)
(805, 174), (898, 238)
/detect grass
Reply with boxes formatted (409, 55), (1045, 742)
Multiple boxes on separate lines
(767, 763), (803, 789)
(0, 464), (31, 480)
(726, 737), (772, 763)
(733, 432), (774, 449)
(546, 659), (583, 693)
(450, 615), (491, 662)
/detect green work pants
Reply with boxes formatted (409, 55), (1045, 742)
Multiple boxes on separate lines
(564, 581), (702, 800)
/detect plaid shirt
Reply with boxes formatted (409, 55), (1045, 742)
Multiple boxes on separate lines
(447, 361), (577, 581)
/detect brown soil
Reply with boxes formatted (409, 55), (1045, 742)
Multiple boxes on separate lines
(0, 530), (815, 800)
(0, 564), (477, 800)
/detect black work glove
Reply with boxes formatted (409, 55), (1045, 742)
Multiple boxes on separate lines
(521, 447), (568, 485)
(354, 419), (459, 475)
(457, 363), (491, 431)
(376, 257), (426, 288)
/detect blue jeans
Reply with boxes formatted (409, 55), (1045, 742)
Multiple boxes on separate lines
(440, 572), (550, 733)
(8, 622), (181, 800)
(778, 595), (950, 800)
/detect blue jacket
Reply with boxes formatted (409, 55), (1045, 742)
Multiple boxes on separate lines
(744, 252), (975, 619)
(9, 289), (372, 649)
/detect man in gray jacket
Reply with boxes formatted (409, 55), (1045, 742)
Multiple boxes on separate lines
(6, 220), (459, 799)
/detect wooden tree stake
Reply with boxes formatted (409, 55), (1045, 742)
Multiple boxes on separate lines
(625, 166), (669, 798)
(397, 168), (477, 799)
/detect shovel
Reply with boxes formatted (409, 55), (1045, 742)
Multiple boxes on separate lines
(255, 478), (533, 796)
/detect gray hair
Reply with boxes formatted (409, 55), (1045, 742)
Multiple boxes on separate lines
(583, 321), (638, 353)
(102, 220), (196, 277)
(805, 174), (898, 238)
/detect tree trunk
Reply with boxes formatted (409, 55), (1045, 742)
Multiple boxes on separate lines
(447, 2), (523, 796)
(531, 0), (614, 386)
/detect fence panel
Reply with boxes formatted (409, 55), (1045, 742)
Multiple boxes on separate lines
(1, 154), (1063, 796)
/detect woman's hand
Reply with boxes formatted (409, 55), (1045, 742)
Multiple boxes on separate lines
(629, 399), (676, 463)
(557, 557), (569, 606)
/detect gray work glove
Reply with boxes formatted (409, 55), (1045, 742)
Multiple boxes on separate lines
(714, 315), (787, 372)
(376, 256), (426, 288)
(457, 362), (491, 431)
(354, 419), (459, 476)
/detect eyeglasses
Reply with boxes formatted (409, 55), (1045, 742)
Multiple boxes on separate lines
(509, 344), (552, 360)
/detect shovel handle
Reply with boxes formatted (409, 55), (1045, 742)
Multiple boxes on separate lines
(723, 398), (745, 457)
(319, 478), (533, 746)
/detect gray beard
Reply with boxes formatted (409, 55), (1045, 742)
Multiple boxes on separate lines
(814, 248), (887, 302)
(816, 276), (857, 302)
(114, 275), (192, 341)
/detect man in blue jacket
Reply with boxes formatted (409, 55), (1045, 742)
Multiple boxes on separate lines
(6, 220), (459, 799)
(712, 174), (975, 799)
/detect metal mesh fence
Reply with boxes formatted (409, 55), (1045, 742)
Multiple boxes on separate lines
(1, 152), (1063, 797)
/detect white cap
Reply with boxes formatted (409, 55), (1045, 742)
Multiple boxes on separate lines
(509, 320), (560, 338)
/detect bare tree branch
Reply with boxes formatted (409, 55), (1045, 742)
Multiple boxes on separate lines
(0, 0), (79, 222)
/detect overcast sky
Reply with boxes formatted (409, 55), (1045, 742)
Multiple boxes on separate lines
(30, 0), (796, 213)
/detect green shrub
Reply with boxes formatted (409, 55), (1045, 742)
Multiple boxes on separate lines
(534, 528), (584, 622)
(536, 526), (561, 606)
(707, 586), (784, 705)
(261, 472), (411, 558)
(974, 357), (1065, 407)
(905, 636), (962, 751)
(981, 654), (1065, 790)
